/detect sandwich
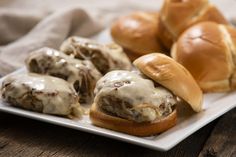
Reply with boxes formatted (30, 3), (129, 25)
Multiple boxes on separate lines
(26, 47), (102, 104)
(90, 53), (203, 136)
(1, 73), (82, 117)
(60, 37), (132, 75)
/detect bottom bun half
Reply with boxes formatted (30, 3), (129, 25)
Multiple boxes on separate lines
(89, 103), (177, 137)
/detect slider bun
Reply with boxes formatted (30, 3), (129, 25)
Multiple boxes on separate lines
(159, 0), (228, 49)
(111, 11), (164, 60)
(134, 53), (203, 112)
(171, 22), (236, 92)
(89, 103), (177, 136)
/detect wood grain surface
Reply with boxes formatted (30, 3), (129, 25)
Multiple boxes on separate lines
(198, 108), (236, 157)
(0, 110), (219, 157)
(0, 108), (234, 157)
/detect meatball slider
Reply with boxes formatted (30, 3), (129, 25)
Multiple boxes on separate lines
(60, 37), (132, 75)
(1, 73), (81, 118)
(25, 47), (102, 104)
(90, 53), (203, 136)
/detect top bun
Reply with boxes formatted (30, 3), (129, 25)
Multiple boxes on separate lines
(158, 0), (228, 49)
(134, 53), (203, 112)
(171, 22), (236, 92)
(111, 11), (165, 60)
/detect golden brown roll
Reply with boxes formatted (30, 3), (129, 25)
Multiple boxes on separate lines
(134, 53), (203, 112)
(90, 53), (202, 136)
(171, 21), (236, 92)
(159, 0), (228, 49)
(111, 11), (165, 60)
(90, 103), (177, 136)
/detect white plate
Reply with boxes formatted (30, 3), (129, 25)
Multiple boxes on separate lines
(0, 30), (236, 151)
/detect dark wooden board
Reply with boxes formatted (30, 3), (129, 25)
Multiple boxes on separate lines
(0, 111), (216, 157)
(198, 108), (236, 157)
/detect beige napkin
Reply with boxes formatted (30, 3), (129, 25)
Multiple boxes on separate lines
(0, 0), (235, 76)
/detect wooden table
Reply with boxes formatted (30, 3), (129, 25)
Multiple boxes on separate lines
(0, 107), (235, 157)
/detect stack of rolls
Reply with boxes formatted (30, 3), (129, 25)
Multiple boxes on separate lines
(111, 0), (228, 58)
(158, 0), (228, 49)
(111, 0), (236, 93)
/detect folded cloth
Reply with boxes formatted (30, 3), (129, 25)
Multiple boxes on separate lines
(0, 0), (235, 76)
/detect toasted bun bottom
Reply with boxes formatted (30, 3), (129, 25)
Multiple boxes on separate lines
(89, 103), (177, 136)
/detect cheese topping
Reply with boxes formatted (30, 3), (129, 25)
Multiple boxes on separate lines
(60, 37), (132, 74)
(26, 47), (102, 104)
(1, 73), (81, 117)
(94, 70), (177, 122)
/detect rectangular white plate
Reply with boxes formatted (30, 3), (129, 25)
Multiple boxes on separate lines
(0, 30), (235, 151)
(0, 68), (236, 151)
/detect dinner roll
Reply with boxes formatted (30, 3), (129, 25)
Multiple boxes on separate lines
(159, 0), (228, 49)
(171, 22), (236, 92)
(111, 11), (165, 60)
(134, 53), (203, 112)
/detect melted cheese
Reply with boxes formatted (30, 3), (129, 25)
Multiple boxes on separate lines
(94, 70), (177, 122)
(26, 47), (102, 83)
(1, 73), (81, 117)
(60, 37), (132, 73)
(105, 43), (132, 71)
(25, 47), (102, 104)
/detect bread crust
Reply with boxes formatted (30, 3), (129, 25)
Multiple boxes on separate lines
(171, 22), (236, 92)
(111, 11), (164, 59)
(134, 53), (203, 112)
(158, 0), (228, 49)
(89, 103), (177, 136)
